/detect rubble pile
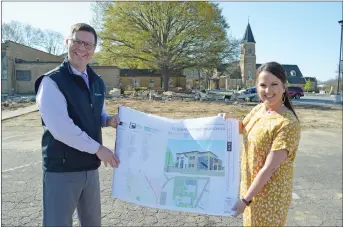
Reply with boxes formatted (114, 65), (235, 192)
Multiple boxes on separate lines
(1, 89), (247, 111)
(118, 89), (245, 104)
(1, 95), (36, 110)
(108, 88), (121, 97)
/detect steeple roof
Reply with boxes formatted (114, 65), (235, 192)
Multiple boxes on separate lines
(242, 23), (256, 43)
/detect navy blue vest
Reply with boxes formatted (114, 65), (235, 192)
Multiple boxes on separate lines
(35, 60), (105, 172)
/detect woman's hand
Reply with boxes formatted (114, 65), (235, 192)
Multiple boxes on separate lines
(218, 113), (243, 134)
(218, 113), (230, 119)
(231, 199), (247, 217)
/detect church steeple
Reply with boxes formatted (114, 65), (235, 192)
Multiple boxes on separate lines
(242, 22), (256, 43)
(240, 21), (256, 86)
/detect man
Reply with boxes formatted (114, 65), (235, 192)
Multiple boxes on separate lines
(35, 23), (119, 226)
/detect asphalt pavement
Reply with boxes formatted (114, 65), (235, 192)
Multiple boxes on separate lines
(1, 113), (342, 226)
(292, 94), (341, 106)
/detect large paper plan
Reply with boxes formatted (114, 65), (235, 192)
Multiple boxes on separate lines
(112, 106), (240, 216)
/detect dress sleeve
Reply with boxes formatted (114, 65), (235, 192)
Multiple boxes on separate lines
(271, 119), (301, 161)
(243, 103), (262, 126)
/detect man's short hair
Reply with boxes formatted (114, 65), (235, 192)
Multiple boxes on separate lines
(69, 23), (98, 45)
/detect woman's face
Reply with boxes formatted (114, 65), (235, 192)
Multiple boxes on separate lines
(256, 70), (286, 109)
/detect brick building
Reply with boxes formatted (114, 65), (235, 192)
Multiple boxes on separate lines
(1, 41), (120, 95)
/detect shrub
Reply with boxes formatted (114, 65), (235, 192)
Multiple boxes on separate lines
(134, 87), (148, 92)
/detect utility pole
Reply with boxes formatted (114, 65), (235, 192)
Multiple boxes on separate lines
(335, 1), (343, 104)
(337, 19), (342, 96)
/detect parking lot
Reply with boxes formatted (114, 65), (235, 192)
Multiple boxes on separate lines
(1, 100), (342, 226)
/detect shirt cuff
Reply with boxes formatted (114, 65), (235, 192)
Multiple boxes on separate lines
(86, 140), (101, 154)
(102, 114), (111, 127)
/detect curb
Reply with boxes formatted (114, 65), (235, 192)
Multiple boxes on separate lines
(2, 105), (38, 120)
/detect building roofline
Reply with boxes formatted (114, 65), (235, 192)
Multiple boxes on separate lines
(92, 65), (119, 69)
(120, 68), (186, 77)
(2, 40), (64, 59)
(14, 59), (119, 69)
(256, 63), (300, 67)
(176, 150), (218, 158)
(15, 58), (62, 64)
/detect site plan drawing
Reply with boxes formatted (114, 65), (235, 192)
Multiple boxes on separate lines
(112, 106), (240, 216)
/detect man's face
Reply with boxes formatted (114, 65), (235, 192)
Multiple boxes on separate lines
(66, 30), (96, 69)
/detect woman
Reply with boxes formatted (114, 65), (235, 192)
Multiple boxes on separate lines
(221, 62), (301, 226)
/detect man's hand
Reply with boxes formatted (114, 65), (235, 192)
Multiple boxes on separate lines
(96, 145), (120, 168)
(106, 115), (120, 128)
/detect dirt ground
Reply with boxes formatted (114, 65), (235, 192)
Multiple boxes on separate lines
(1, 101), (35, 111)
(105, 99), (342, 131)
(4, 99), (341, 131)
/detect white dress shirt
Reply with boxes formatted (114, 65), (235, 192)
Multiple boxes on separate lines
(36, 65), (110, 154)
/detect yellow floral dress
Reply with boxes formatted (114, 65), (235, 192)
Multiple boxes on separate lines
(240, 103), (301, 227)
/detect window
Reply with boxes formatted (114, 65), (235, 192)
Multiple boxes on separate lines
(131, 78), (140, 87)
(247, 71), (252, 80)
(1, 52), (7, 79)
(180, 159), (184, 168)
(16, 70), (31, 81)
(149, 79), (155, 88)
(198, 156), (209, 170)
(290, 70), (296, 77)
(248, 48), (252, 54)
(169, 78), (174, 87)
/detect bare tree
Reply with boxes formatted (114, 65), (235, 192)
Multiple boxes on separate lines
(40, 30), (64, 55)
(2, 20), (65, 55)
(23, 24), (42, 47)
(2, 20), (25, 44)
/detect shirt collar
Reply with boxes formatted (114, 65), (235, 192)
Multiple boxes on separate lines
(70, 64), (88, 77)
